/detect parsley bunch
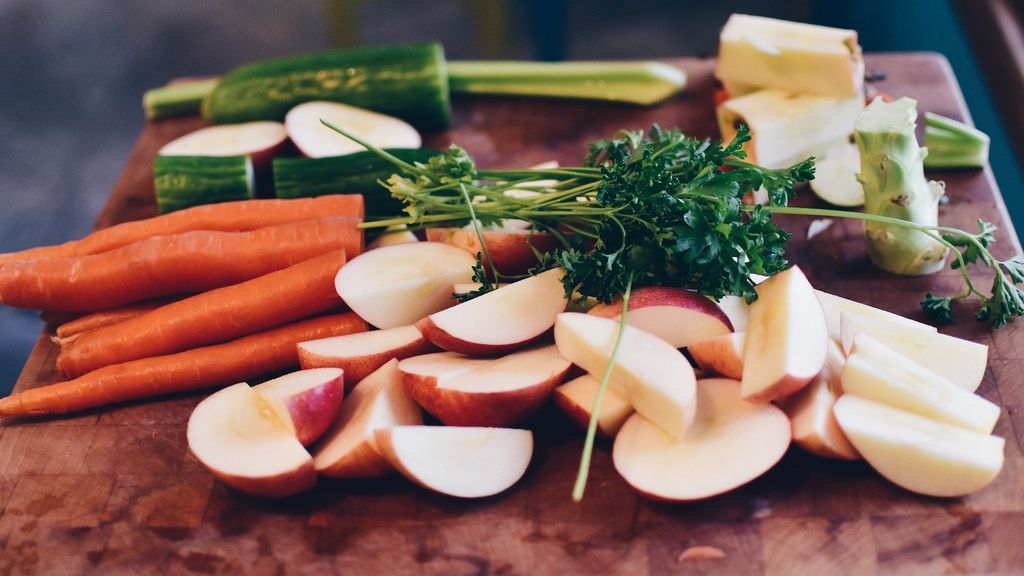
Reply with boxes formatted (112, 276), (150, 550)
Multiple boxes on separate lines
(322, 119), (1024, 327)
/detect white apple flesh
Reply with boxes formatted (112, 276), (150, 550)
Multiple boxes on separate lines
(285, 100), (421, 158)
(586, 287), (733, 348)
(742, 266), (828, 402)
(416, 268), (568, 355)
(833, 395), (1005, 498)
(374, 426), (533, 498)
(187, 383), (316, 498)
(252, 368), (344, 446)
(425, 227), (560, 276)
(298, 325), (437, 389)
(158, 121), (288, 171)
(715, 295), (751, 332)
(839, 311), (988, 392)
(613, 378), (791, 501)
(552, 374), (634, 437)
(842, 333), (999, 434)
(367, 226), (419, 250)
(815, 290), (935, 341)
(688, 331), (745, 380)
(335, 242), (476, 329)
(780, 339), (859, 460)
(313, 359), (423, 478)
(399, 345), (570, 427)
(554, 312), (697, 439)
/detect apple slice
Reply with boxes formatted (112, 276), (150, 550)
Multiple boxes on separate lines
(587, 287), (733, 348)
(425, 227), (560, 276)
(335, 242), (476, 329)
(252, 368), (344, 446)
(367, 226), (419, 250)
(187, 383), (316, 498)
(842, 334), (999, 434)
(816, 290), (935, 340)
(285, 101), (421, 158)
(158, 121), (288, 171)
(416, 268), (568, 355)
(780, 339), (859, 460)
(313, 359), (423, 478)
(742, 266), (828, 402)
(716, 295), (751, 332)
(374, 426), (533, 498)
(833, 395), (1005, 497)
(399, 345), (570, 426)
(554, 312), (697, 438)
(298, 325), (437, 389)
(839, 311), (987, 391)
(688, 331), (746, 380)
(613, 378), (791, 501)
(552, 374), (634, 437)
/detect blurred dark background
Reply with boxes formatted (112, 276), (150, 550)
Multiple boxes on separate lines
(1, 0), (1019, 393)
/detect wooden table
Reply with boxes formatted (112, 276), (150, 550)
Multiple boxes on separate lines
(2, 54), (1022, 575)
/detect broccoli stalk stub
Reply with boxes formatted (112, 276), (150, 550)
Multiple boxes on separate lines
(855, 97), (948, 275)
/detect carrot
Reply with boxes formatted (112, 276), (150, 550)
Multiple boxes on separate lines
(0, 312), (367, 417)
(56, 250), (348, 378)
(0, 195), (364, 266)
(0, 216), (362, 311)
(52, 298), (179, 346)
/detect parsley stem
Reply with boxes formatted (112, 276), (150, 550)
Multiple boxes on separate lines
(572, 273), (633, 503)
(459, 183), (502, 287)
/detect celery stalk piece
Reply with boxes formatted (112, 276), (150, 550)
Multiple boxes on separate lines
(143, 78), (220, 120)
(446, 61), (686, 105)
(923, 112), (990, 169)
(855, 97), (948, 276)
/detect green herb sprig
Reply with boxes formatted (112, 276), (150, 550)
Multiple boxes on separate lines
(321, 119), (1024, 327)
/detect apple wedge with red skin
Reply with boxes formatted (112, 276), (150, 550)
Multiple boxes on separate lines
(187, 383), (317, 498)
(741, 266), (828, 403)
(313, 359), (423, 478)
(416, 267), (568, 356)
(252, 368), (344, 446)
(613, 378), (791, 501)
(375, 426), (533, 498)
(553, 374), (634, 437)
(335, 242), (476, 329)
(158, 121), (289, 171)
(298, 325), (437, 389)
(554, 312), (697, 439)
(399, 345), (571, 427)
(688, 331), (745, 380)
(425, 227), (560, 276)
(587, 287), (733, 348)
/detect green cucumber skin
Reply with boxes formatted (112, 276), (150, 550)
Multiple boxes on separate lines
(203, 43), (451, 131)
(273, 148), (437, 219)
(154, 155), (254, 214)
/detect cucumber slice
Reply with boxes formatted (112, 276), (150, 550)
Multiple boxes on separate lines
(285, 101), (421, 158)
(153, 155), (255, 214)
(811, 141), (864, 207)
(273, 148), (438, 218)
(158, 121), (288, 170)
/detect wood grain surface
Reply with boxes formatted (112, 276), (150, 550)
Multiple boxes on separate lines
(2, 54), (1023, 575)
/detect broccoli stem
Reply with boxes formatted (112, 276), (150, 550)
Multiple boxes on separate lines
(854, 97), (949, 275)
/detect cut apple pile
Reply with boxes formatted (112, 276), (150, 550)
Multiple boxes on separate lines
(187, 369), (344, 497)
(187, 254), (1003, 502)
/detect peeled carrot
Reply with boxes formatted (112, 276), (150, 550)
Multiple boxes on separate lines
(0, 216), (362, 311)
(56, 250), (348, 378)
(52, 298), (179, 346)
(0, 195), (364, 266)
(0, 312), (367, 417)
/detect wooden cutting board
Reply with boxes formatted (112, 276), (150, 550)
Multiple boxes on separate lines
(1, 54), (1023, 575)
